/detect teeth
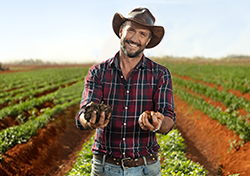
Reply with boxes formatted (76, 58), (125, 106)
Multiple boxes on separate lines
(129, 43), (137, 47)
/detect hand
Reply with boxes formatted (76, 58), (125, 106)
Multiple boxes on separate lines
(88, 110), (111, 129)
(82, 102), (112, 130)
(80, 110), (111, 130)
(138, 111), (164, 132)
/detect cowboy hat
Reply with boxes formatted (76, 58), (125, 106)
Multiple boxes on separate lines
(112, 7), (165, 48)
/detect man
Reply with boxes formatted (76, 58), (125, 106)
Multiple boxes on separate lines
(76, 7), (175, 176)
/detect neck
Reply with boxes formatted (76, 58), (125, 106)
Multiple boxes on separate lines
(119, 50), (143, 70)
(118, 50), (143, 80)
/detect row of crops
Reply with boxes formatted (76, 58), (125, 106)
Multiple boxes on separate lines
(162, 62), (250, 142)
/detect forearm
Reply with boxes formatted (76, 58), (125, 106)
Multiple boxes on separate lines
(157, 116), (174, 134)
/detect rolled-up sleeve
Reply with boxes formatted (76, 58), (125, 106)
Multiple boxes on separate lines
(153, 68), (175, 133)
(75, 65), (103, 130)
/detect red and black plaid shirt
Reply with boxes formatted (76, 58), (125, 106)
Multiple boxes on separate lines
(76, 52), (175, 159)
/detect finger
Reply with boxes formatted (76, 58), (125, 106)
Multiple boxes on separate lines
(151, 113), (158, 126)
(140, 125), (148, 131)
(98, 111), (105, 125)
(86, 101), (93, 107)
(139, 112), (144, 123)
(155, 112), (164, 120)
(152, 112), (164, 129)
(140, 117), (147, 130)
(143, 117), (154, 131)
(105, 113), (112, 122)
(89, 111), (97, 125)
(139, 113), (145, 129)
(150, 111), (155, 117)
(140, 113), (153, 131)
(140, 112), (147, 125)
(100, 116), (110, 128)
(152, 115), (158, 126)
(101, 113), (112, 128)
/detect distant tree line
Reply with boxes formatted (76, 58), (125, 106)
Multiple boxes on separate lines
(5, 58), (58, 65)
(15, 58), (58, 65)
(151, 54), (250, 61)
(223, 55), (250, 59)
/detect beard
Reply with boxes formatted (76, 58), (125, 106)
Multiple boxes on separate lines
(120, 39), (147, 58)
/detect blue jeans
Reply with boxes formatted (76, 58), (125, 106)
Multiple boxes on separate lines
(90, 155), (161, 176)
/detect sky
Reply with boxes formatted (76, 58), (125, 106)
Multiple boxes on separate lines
(0, 0), (250, 63)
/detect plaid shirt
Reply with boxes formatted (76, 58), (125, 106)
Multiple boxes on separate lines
(76, 52), (175, 159)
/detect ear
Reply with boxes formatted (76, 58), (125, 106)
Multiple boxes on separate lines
(119, 26), (123, 38)
(146, 36), (152, 46)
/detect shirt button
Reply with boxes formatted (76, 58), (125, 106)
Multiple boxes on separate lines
(123, 153), (125, 155)
(124, 123), (126, 125)
(121, 75), (123, 78)
(127, 90), (129, 93)
(123, 138), (125, 140)
(125, 107), (128, 110)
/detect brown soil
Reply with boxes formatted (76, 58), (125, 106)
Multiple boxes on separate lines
(0, 116), (19, 131)
(175, 95), (250, 175)
(0, 103), (9, 109)
(228, 89), (250, 101)
(0, 104), (94, 176)
(0, 64), (94, 74)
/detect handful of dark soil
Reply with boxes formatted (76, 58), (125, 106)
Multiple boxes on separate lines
(84, 102), (112, 124)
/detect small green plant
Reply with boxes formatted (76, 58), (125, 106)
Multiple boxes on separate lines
(228, 139), (244, 153)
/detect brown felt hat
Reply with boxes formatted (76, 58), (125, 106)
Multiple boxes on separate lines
(112, 7), (165, 48)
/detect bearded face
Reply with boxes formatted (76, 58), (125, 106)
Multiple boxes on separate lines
(120, 39), (146, 58)
(119, 21), (151, 58)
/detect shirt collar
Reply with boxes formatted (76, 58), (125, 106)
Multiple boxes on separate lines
(109, 51), (147, 69)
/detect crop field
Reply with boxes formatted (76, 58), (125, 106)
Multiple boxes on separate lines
(163, 59), (250, 175)
(0, 60), (250, 175)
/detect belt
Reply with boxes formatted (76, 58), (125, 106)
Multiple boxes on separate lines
(93, 154), (158, 168)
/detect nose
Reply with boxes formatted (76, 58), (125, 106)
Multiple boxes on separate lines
(130, 32), (140, 44)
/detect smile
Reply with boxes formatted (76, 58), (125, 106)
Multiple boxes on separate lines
(129, 43), (138, 48)
(126, 40), (141, 49)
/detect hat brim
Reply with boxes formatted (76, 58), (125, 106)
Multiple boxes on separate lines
(112, 13), (165, 49)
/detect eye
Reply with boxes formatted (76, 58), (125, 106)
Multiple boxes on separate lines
(128, 28), (134, 32)
(140, 32), (146, 37)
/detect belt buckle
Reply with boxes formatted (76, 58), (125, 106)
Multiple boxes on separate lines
(121, 157), (131, 168)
